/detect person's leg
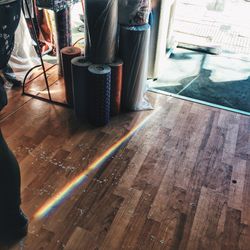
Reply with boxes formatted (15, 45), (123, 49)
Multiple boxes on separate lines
(0, 129), (21, 212)
(0, 129), (28, 242)
(0, 0), (28, 242)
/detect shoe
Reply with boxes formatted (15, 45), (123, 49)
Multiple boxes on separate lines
(0, 208), (28, 244)
(3, 75), (22, 88)
(2, 64), (22, 87)
(0, 76), (8, 111)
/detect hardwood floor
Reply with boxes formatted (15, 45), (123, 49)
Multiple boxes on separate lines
(0, 87), (249, 250)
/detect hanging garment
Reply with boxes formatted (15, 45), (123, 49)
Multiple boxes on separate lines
(36, 8), (56, 55)
(23, 1), (56, 56)
(22, 0), (35, 18)
(8, 10), (40, 82)
(118, 0), (151, 26)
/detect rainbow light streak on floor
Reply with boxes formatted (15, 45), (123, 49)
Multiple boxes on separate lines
(33, 111), (155, 220)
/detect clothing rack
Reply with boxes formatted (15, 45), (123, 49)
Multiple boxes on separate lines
(22, 0), (74, 108)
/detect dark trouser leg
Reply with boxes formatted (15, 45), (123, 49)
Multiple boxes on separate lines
(0, 2), (28, 242)
(0, 1), (21, 214)
(0, 129), (28, 243)
(0, 129), (21, 213)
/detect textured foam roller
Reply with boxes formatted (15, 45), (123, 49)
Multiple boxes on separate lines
(87, 65), (111, 126)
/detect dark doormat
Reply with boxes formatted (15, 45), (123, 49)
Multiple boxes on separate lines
(153, 48), (250, 114)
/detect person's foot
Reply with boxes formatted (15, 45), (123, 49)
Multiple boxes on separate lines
(3, 74), (22, 87)
(2, 64), (22, 87)
(0, 208), (28, 244)
(0, 76), (8, 111)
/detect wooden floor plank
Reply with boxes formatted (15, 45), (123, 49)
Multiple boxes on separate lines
(0, 89), (249, 249)
(221, 208), (242, 250)
(228, 158), (247, 211)
(186, 187), (227, 250)
(101, 188), (143, 250)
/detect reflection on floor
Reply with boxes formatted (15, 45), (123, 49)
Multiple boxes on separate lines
(152, 48), (250, 113)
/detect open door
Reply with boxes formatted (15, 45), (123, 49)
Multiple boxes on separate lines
(148, 0), (177, 80)
(150, 0), (250, 115)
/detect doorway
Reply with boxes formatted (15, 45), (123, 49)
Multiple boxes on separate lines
(150, 0), (250, 115)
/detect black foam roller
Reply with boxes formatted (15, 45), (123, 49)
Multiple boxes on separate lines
(71, 57), (91, 121)
(85, 0), (118, 64)
(87, 65), (111, 126)
(119, 24), (151, 111)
